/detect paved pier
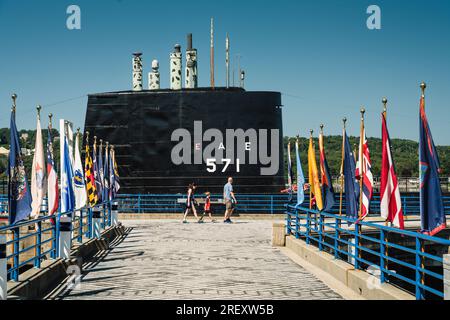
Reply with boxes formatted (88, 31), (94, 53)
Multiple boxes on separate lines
(56, 220), (342, 300)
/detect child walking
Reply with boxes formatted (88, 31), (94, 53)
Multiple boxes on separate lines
(199, 192), (216, 222)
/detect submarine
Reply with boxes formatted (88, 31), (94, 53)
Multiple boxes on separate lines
(83, 30), (285, 194)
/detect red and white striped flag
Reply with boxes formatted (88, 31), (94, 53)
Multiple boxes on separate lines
(355, 127), (373, 220)
(380, 112), (404, 229)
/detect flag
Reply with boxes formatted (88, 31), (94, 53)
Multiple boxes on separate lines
(319, 131), (335, 211)
(307, 136), (323, 210)
(343, 132), (359, 219)
(355, 127), (373, 220)
(93, 141), (102, 203)
(73, 133), (87, 209)
(97, 142), (104, 203)
(103, 145), (110, 201)
(85, 140), (98, 207)
(110, 147), (120, 200)
(47, 126), (59, 216)
(61, 136), (75, 214)
(31, 112), (46, 218)
(295, 139), (305, 206)
(287, 142), (294, 200)
(380, 112), (404, 229)
(8, 109), (32, 224)
(419, 94), (446, 235)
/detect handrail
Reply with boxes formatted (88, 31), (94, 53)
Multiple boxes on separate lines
(0, 200), (113, 282)
(286, 204), (450, 300)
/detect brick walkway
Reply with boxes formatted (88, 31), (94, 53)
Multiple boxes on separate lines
(56, 220), (342, 300)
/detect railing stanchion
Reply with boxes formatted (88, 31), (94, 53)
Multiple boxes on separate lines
(415, 237), (425, 300)
(58, 216), (72, 259)
(318, 213), (323, 251)
(0, 234), (7, 300)
(380, 229), (386, 284)
(87, 208), (93, 238)
(354, 223), (360, 270)
(295, 208), (299, 239)
(35, 221), (42, 268)
(78, 210), (83, 243)
(306, 210), (311, 245)
(12, 227), (19, 281)
(334, 217), (339, 259)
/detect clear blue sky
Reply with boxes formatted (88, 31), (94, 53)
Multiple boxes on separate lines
(1, 0), (449, 144)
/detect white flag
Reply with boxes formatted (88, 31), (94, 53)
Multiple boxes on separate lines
(31, 113), (47, 218)
(73, 132), (87, 209)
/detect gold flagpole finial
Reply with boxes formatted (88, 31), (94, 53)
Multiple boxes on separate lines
(106, 141), (109, 149)
(11, 93), (17, 112)
(85, 131), (90, 143)
(100, 139), (103, 147)
(76, 127), (80, 138)
(420, 82), (426, 97)
(360, 107), (365, 119)
(309, 129), (313, 137)
(382, 97), (387, 113)
(48, 113), (53, 127)
(93, 135), (97, 146)
(320, 124), (324, 134)
(343, 117), (347, 128)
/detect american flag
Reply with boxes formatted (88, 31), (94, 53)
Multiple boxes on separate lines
(380, 112), (404, 229)
(46, 127), (59, 216)
(355, 127), (373, 220)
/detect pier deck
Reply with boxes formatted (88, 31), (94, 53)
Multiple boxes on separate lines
(54, 220), (342, 300)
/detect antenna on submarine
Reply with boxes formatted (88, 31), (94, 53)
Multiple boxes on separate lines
(226, 33), (230, 88)
(210, 17), (215, 89)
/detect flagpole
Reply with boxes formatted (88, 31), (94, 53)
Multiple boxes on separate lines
(339, 118), (346, 216)
(8, 94), (17, 226)
(358, 108), (365, 220)
(419, 82), (426, 292)
(309, 130), (313, 210)
(382, 97), (389, 227)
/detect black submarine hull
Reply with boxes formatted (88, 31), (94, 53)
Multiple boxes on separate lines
(83, 88), (285, 194)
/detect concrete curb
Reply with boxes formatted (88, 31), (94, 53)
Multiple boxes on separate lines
(283, 235), (414, 300)
(7, 225), (125, 300)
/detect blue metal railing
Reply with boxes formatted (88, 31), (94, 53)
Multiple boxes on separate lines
(113, 193), (450, 215)
(286, 204), (450, 300)
(0, 201), (112, 282)
(116, 194), (290, 214)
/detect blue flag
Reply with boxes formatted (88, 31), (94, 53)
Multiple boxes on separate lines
(93, 143), (103, 203)
(295, 140), (305, 206)
(103, 145), (110, 202)
(419, 96), (446, 235)
(61, 137), (75, 214)
(319, 133), (335, 212)
(8, 110), (32, 224)
(343, 132), (359, 219)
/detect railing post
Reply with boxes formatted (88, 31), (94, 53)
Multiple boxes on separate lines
(111, 201), (119, 226)
(78, 210), (83, 243)
(270, 196), (274, 215)
(87, 208), (93, 238)
(334, 217), (339, 259)
(415, 237), (425, 300)
(92, 206), (102, 239)
(0, 233), (7, 300)
(379, 229), (386, 284)
(354, 224), (360, 270)
(138, 194), (141, 214)
(34, 221), (42, 268)
(102, 204), (106, 229)
(444, 254), (450, 300)
(318, 213), (323, 251)
(295, 209), (299, 239)
(58, 216), (72, 259)
(306, 210), (311, 245)
(12, 227), (19, 281)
